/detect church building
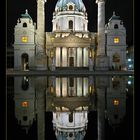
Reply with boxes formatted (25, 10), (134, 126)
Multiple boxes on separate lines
(12, 0), (127, 139)
(13, 0), (127, 71)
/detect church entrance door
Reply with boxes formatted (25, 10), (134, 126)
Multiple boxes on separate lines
(69, 57), (74, 67)
(21, 53), (29, 71)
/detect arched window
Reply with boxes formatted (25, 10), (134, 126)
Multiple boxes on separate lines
(114, 24), (118, 29)
(69, 5), (73, 10)
(23, 22), (27, 27)
(69, 20), (73, 30)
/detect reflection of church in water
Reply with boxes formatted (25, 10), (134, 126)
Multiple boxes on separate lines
(14, 76), (127, 140)
(13, 0), (127, 140)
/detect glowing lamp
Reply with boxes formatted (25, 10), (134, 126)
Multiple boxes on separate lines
(114, 37), (119, 43)
(21, 36), (28, 43)
(113, 99), (119, 106)
(21, 101), (28, 107)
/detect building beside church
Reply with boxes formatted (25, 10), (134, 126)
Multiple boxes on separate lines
(13, 0), (127, 71)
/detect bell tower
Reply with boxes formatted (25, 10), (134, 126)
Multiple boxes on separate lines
(14, 10), (35, 70)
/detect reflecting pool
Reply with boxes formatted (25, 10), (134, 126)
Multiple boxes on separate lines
(7, 75), (133, 140)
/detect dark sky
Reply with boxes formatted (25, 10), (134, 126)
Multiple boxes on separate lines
(7, 0), (133, 46)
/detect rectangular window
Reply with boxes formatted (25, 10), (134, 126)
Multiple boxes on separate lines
(114, 37), (119, 43)
(113, 99), (119, 106)
(21, 101), (28, 107)
(21, 36), (28, 43)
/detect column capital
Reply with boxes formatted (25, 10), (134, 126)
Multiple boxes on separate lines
(96, 0), (105, 4)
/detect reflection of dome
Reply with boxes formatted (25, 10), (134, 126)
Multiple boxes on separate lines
(53, 110), (88, 140)
(55, 0), (86, 11)
(56, 131), (86, 140)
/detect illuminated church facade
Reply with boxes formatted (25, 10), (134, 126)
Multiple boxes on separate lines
(14, 0), (127, 71)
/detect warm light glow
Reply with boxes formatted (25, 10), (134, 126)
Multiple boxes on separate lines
(21, 36), (28, 43)
(50, 50), (54, 58)
(50, 86), (54, 94)
(89, 50), (92, 57)
(114, 37), (119, 43)
(113, 100), (119, 106)
(21, 101), (28, 107)
(89, 86), (93, 94)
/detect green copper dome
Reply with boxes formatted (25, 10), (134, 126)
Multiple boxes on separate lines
(109, 11), (120, 21)
(21, 9), (32, 20)
(55, 0), (86, 11)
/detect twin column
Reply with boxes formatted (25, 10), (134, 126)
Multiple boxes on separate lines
(96, 0), (105, 56)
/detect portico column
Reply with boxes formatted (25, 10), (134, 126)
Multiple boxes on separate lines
(97, 88), (105, 140)
(76, 48), (77, 67)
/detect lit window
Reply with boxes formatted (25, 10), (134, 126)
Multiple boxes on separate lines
(113, 99), (119, 106)
(128, 81), (132, 85)
(89, 50), (92, 57)
(50, 50), (54, 58)
(21, 101), (28, 107)
(128, 59), (132, 62)
(50, 86), (54, 94)
(114, 37), (119, 43)
(21, 36), (28, 43)
(89, 86), (92, 94)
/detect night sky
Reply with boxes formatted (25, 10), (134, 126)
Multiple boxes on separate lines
(7, 0), (133, 46)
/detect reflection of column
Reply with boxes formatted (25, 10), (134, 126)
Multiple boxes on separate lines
(37, 91), (45, 140)
(83, 78), (88, 96)
(62, 78), (67, 97)
(97, 88), (105, 140)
